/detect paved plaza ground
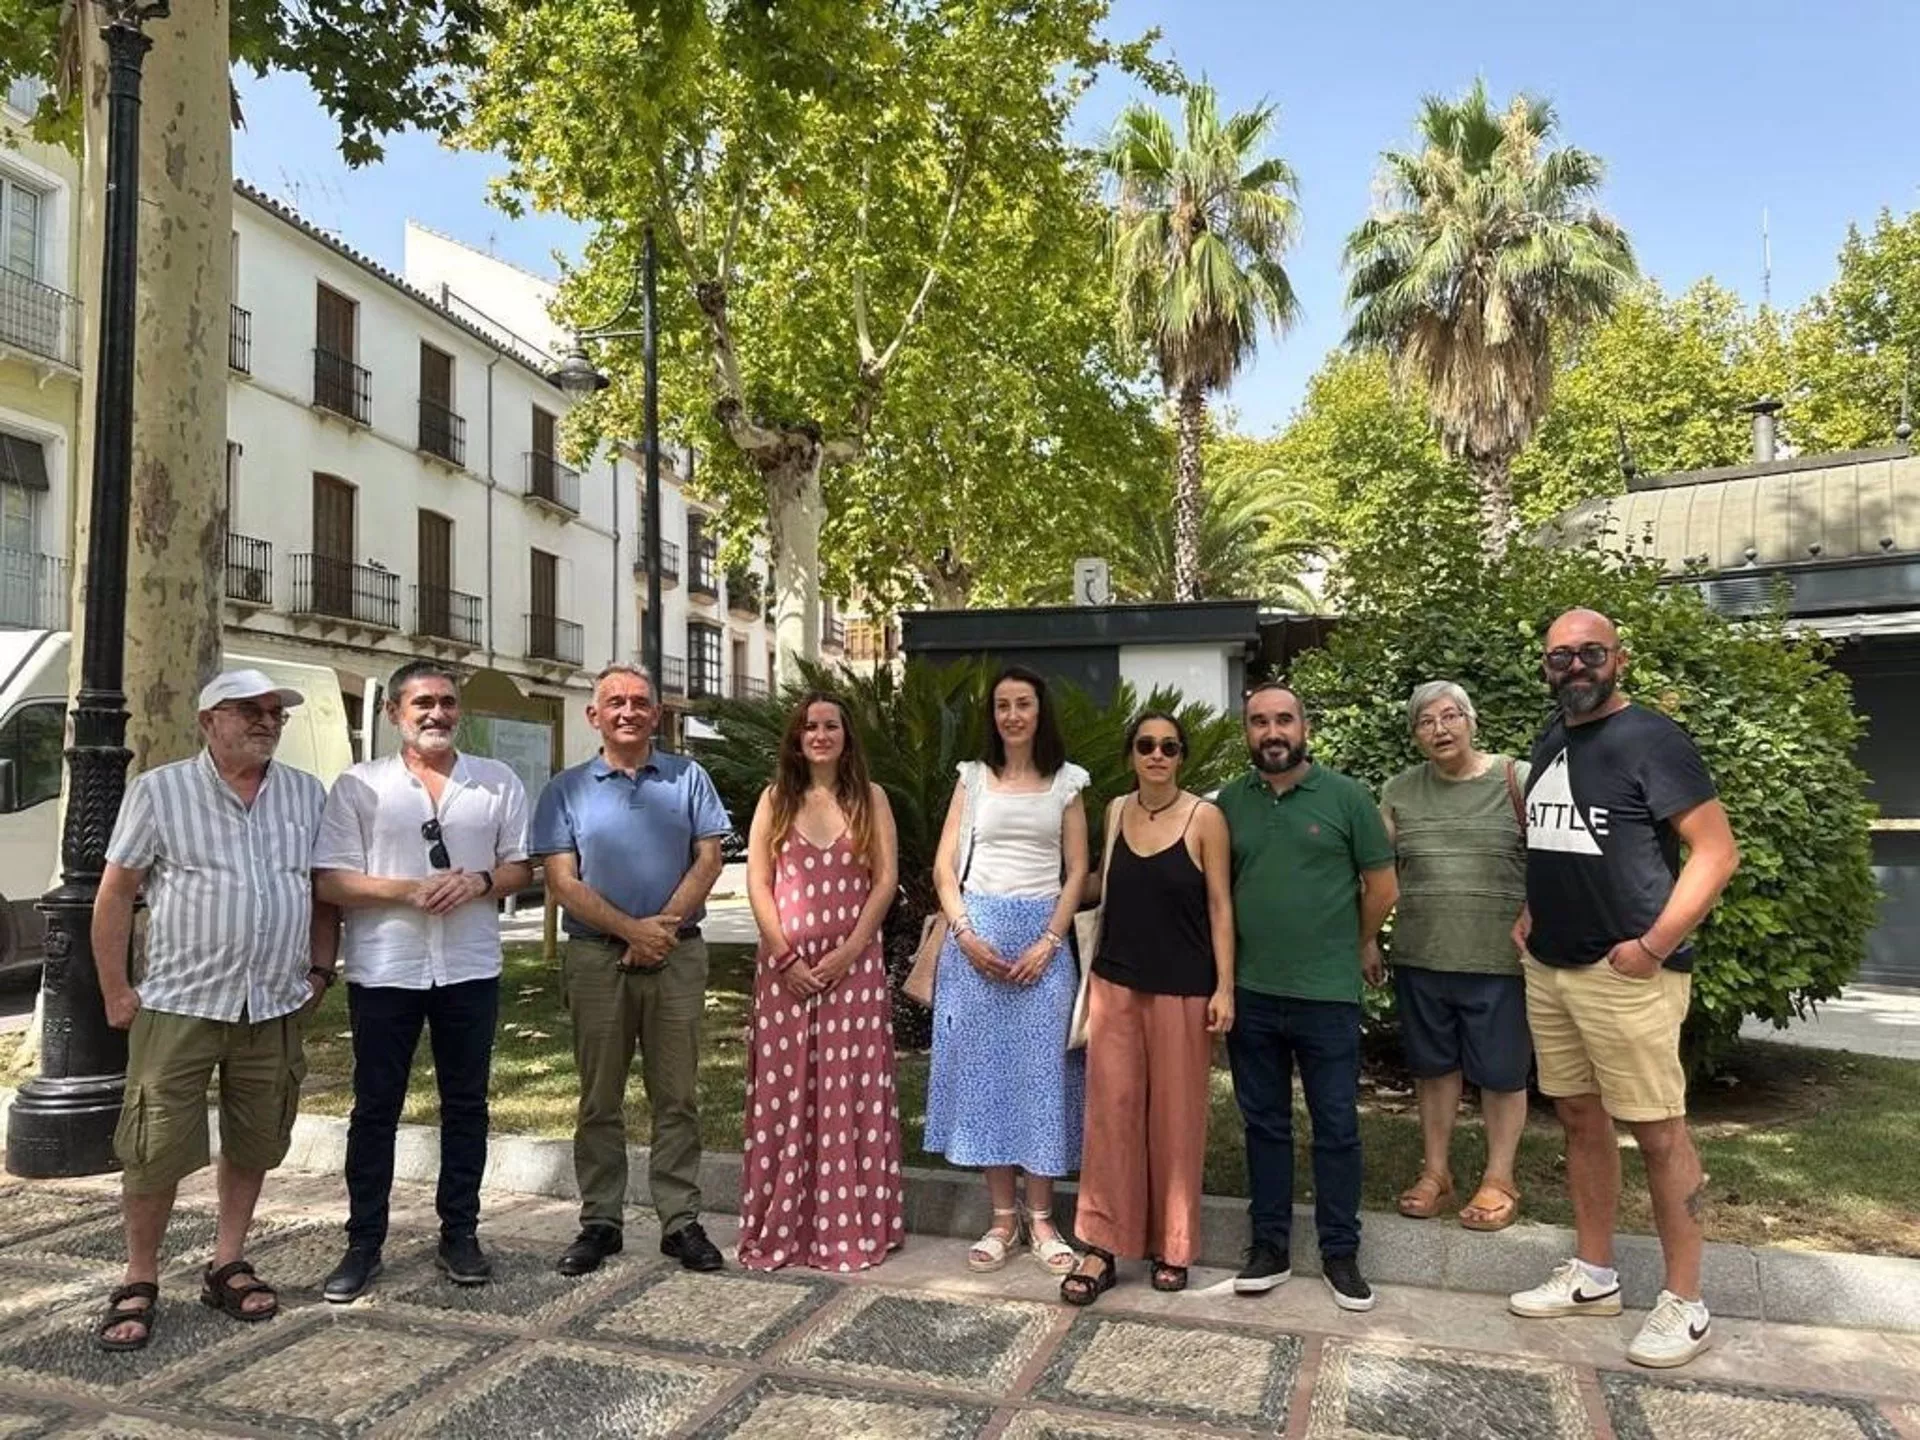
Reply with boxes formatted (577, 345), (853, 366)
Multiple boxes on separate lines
(0, 1171), (1915, 1440)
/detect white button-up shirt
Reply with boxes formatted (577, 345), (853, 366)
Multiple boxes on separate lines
(314, 752), (529, 990)
(105, 751), (326, 1022)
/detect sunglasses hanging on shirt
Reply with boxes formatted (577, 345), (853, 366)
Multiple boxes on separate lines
(421, 818), (451, 870)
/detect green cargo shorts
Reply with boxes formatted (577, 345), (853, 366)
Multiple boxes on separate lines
(113, 1006), (307, 1193)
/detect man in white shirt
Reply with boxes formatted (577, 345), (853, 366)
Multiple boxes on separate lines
(313, 661), (530, 1300)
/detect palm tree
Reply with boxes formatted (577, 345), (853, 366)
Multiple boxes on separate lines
(1102, 83), (1302, 601)
(1344, 81), (1636, 557)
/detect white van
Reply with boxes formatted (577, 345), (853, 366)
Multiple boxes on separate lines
(0, 630), (353, 978)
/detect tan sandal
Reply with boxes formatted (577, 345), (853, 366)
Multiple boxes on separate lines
(969, 1208), (1022, 1272)
(1397, 1169), (1454, 1219)
(1024, 1207), (1077, 1276)
(1459, 1179), (1520, 1232)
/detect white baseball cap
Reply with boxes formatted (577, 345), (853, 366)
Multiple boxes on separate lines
(198, 669), (305, 713)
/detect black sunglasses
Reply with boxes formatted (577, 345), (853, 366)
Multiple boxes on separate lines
(1544, 643), (1616, 674)
(1133, 736), (1183, 759)
(421, 818), (450, 871)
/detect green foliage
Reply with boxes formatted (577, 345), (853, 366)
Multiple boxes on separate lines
(1291, 538), (1878, 1074)
(1785, 208), (1920, 453)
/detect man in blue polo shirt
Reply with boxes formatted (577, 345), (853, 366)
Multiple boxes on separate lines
(532, 663), (730, 1276)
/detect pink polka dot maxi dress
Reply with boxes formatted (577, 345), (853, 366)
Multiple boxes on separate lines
(737, 830), (906, 1271)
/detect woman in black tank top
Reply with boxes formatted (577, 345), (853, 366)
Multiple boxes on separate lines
(1060, 712), (1236, 1306)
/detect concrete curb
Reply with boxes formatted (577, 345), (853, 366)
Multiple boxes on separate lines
(5, 1087), (1916, 1334)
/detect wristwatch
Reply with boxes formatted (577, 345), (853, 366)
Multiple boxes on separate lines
(308, 966), (338, 991)
(474, 869), (494, 896)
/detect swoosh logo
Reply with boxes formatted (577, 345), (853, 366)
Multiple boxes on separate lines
(1688, 1320), (1710, 1340)
(1571, 1287), (1615, 1304)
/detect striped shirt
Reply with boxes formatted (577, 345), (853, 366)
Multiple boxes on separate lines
(104, 750), (327, 1022)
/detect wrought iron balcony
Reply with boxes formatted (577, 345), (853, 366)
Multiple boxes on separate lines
(418, 398), (466, 466)
(0, 271), (80, 369)
(526, 611), (583, 667)
(689, 660), (724, 700)
(726, 568), (762, 618)
(223, 532), (272, 606)
(635, 537), (682, 584)
(0, 548), (68, 628)
(524, 451), (580, 514)
(313, 347), (372, 424)
(823, 614), (847, 649)
(413, 584), (482, 648)
(730, 674), (768, 701)
(661, 653), (686, 696)
(290, 553), (398, 629)
(228, 305), (251, 374)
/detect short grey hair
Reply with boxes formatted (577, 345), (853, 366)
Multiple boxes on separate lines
(1407, 680), (1477, 734)
(594, 661), (656, 700)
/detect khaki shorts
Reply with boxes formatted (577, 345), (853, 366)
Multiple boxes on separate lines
(114, 1007), (307, 1193)
(1521, 954), (1690, 1122)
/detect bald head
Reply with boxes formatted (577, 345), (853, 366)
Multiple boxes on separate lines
(1545, 608), (1620, 650)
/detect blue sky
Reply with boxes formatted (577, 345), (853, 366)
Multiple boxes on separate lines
(236, 0), (1919, 437)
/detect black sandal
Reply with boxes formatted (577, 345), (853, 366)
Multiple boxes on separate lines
(201, 1260), (278, 1322)
(1150, 1259), (1188, 1293)
(96, 1281), (158, 1352)
(1060, 1247), (1117, 1307)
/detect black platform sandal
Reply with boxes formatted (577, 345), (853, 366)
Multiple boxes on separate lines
(96, 1281), (158, 1352)
(1150, 1259), (1189, 1292)
(1060, 1247), (1117, 1307)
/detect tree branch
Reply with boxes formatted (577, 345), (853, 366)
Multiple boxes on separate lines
(719, 171), (751, 285)
(851, 159), (878, 367)
(697, 279), (782, 454)
(651, 156), (710, 288)
(872, 153), (971, 376)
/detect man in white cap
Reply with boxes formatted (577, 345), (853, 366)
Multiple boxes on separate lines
(91, 669), (336, 1352)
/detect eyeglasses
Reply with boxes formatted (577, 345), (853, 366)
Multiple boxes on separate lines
(217, 701), (290, 728)
(1133, 737), (1183, 759)
(421, 818), (450, 871)
(1544, 643), (1616, 674)
(1414, 709), (1469, 734)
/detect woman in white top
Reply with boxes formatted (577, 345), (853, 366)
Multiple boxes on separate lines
(927, 666), (1090, 1275)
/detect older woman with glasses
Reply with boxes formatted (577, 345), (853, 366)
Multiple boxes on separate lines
(1377, 681), (1532, 1232)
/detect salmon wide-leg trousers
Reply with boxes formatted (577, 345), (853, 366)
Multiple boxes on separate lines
(1073, 974), (1213, 1266)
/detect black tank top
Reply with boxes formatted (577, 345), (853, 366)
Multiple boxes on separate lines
(1093, 803), (1214, 997)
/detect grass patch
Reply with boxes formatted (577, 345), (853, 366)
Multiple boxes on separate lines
(5, 944), (1914, 1258)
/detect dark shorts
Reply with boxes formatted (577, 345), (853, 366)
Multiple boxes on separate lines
(1393, 967), (1532, 1093)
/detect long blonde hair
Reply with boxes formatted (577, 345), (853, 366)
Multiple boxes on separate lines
(767, 692), (874, 860)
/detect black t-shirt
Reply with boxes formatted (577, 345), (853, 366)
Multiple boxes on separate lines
(1524, 704), (1717, 970)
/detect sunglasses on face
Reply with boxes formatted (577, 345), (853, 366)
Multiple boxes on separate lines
(421, 818), (450, 871)
(1133, 737), (1183, 759)
(1544, 643), (1616, 674)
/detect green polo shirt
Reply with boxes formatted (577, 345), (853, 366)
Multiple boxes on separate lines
(1216, 764), (1395, 1004)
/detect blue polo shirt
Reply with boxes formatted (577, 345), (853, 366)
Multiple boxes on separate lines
(530, 748), (732, 936)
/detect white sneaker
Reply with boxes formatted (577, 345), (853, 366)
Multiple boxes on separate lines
(1627, 1290), (1712, 1368)
(1508, 1259), (1623, 1319)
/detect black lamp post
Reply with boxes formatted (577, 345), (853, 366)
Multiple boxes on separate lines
(547, 226), (663, 686)
(6, 1), (168, 1179)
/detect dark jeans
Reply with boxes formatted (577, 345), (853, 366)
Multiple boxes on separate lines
(345, 976), (499, 1248)
(1225, 988), (1363, 1259)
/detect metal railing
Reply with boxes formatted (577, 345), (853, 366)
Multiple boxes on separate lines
(823, 614), (847, 648)
(0, 548), (68, 628)
(731, 674), (769, 701)
(313, 347), (372, 424)
(223, 532), (272, 605)
(525, 611), (583, 666)
(661, 653), (686, 696)
(689, 660), (724, 700)
(228, 305), (251, 374)
(0, 271), (80, 369)
(726, 569), (762, 617)
(413, 584), (482, 647)
(418, 398), (466, 466)
(290, 553), (399, 628)
(524, 451), (580, 513)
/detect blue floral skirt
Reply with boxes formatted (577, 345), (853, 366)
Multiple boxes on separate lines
(923, 890), (1085, 1176)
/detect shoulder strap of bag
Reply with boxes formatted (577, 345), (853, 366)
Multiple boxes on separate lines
(1100, 794), (1125, 879)
(1503, 759), (1526, 833)
(957, 763), (982, 884)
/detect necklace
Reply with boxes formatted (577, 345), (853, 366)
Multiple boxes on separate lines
(1138, 790), (1181, 819)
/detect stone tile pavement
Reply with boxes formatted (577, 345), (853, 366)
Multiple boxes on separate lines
(0, 1173), (1916, 1440)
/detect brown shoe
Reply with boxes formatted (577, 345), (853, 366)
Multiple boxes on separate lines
(1460, 1179), (1521, 1231)
(1397, 1169), (1454, 1219)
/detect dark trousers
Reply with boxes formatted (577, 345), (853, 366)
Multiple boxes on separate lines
(344, 976), (499, 1248)
(1225, 988), (1363, 1259)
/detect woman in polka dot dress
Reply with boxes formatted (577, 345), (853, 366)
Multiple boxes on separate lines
(739, 691), (904, 1271)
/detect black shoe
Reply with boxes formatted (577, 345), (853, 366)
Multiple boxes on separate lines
(322, 1246), (382, 1304)
(1323, 1254), (1376, 1312)
(437, 1234), (492, 1286)
(557, 1224), (624, 1277)
(660, 1220), (725, 1272)
(1233, 1241), (1292, 1295)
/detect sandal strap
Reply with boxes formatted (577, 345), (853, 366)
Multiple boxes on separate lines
(109, 1281), (159, 1305)
(206, 1259), (260, 1288)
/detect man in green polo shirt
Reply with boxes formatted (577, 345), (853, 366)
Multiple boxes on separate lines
(1216, 682), (1397, 1312)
